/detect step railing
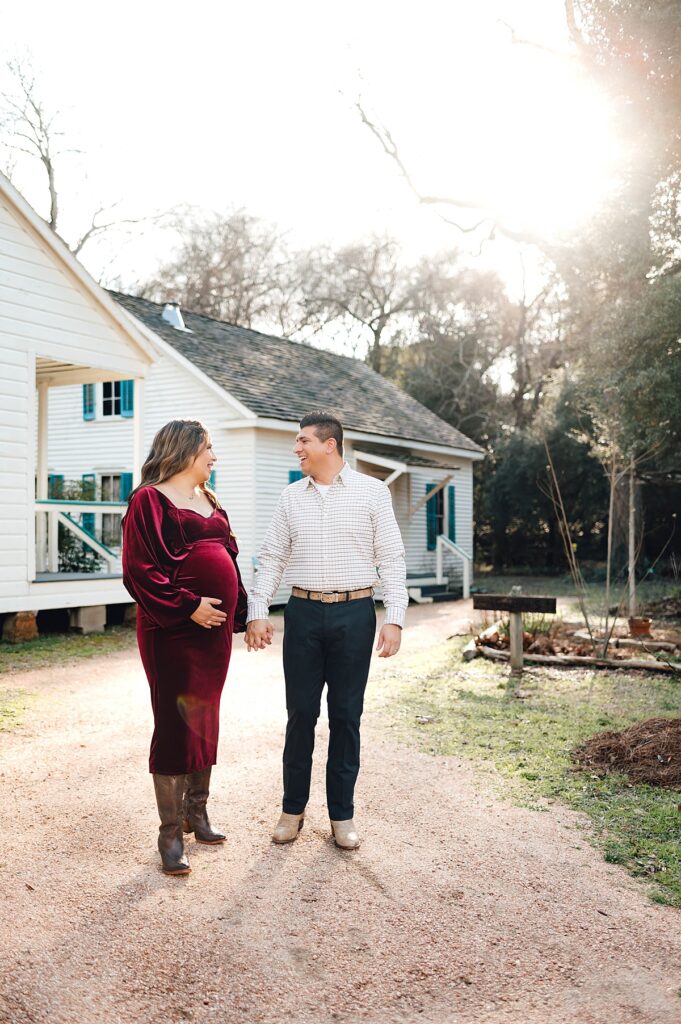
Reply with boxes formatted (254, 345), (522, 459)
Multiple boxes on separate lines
(435, 535), (472, 599)
(34, 499), (125, 575)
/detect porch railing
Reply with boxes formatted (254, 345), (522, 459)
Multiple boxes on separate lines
(34, 500), (127, 575)
(435, 534), (472, 599)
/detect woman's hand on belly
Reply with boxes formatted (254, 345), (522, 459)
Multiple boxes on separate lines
(190, 597), (228, 629)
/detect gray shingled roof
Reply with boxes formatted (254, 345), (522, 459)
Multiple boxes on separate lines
(353, 444), (462, 471)
(111, 292), (484, 454)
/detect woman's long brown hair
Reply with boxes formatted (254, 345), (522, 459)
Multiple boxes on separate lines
(127, 419), (220, 507)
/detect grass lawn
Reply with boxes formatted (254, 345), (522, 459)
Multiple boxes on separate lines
(0, 625), (137, 675)
(374, 639), (681, 908)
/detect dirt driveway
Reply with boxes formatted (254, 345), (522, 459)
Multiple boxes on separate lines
(1, 602), (679, 1024)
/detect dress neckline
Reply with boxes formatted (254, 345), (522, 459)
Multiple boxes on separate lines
(151, 486), (217, 520)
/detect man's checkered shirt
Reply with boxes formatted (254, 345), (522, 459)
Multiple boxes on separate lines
(247, 462), (408, 627)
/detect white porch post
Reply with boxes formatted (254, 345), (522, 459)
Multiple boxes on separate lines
(132, 377), (145, 484)
(36, 382), (49, 571)
(462, 558), (471, 600)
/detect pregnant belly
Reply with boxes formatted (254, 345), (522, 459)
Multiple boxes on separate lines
(176, 541), (238, 611)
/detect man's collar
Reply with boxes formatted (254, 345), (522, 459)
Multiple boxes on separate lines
(306, 461), (351, 488)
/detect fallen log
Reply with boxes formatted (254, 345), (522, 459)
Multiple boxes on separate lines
(477, 645), (678, 674)
(572, 631), (677, 652)
(463, 619), (506, 661)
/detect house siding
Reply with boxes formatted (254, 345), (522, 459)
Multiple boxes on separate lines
(0, 345), (30, 599)
(249, 434), (475, 603)
(392, 460), (474, 585)
(0, 183), (152, 613)
(253, 427), (305, 603)
(0, 199), (148, 376)
(44, 349), (259, 593)
(45, 349), (236, 479)
(214, 427), (256, 589)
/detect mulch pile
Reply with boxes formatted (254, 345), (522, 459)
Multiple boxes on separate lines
(644, 595), (681, 620)
(572, 717), (681, 790)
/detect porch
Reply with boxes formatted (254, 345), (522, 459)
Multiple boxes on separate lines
(353, 444), (472, 599)
(32, 356), (144, 590)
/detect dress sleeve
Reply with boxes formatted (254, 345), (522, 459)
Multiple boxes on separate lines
(223, 518), (248, 634)
(122, 488), (202, 628)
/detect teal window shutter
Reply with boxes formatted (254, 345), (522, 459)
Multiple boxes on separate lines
(426, 482), (437, 551)
(48, 474), (64, 498)
(82, 473), (96, 533)
(120, 472), (133, 501)
(82, 384), (95, 420)
(289, 470), (304, 483)
(447, 485), (456, 542)
(208, 469), (216, 490)
(120, 380), (134, 418)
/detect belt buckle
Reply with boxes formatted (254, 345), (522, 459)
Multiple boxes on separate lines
(320, 591), (337, 604)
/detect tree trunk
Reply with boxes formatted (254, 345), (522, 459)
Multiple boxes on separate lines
(602, 453), (617, 657)
(628, 455), (637, 617)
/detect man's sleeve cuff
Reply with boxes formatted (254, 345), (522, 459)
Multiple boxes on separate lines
(247, 600), (270, 622)
(383, 606), (406, 628)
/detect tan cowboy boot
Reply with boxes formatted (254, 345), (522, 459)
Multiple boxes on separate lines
(272, 811), (305, 844)
(153, 774), (191, 875)
(330, 818), (360, 850)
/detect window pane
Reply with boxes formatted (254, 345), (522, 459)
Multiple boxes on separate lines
(102, 513), (122, 547)
(436, 490), (444, 536)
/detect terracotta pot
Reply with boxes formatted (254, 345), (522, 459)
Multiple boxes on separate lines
(628, 616), (652, 638)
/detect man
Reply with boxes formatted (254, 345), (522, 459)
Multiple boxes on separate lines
(246, 411), (408, 850)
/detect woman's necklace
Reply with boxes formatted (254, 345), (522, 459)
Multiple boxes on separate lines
(171, 483), (198, 502)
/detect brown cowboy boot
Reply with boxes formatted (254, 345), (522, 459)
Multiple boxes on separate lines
(182, 767), (226, 845)
(153, 774), (191, 875)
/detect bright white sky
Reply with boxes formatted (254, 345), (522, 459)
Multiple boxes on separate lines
(1, 0), (622, 300)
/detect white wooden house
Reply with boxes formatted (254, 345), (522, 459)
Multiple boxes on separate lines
(0, 172), (484, 630)
(0, 172), (154, 633)
(44, 292), (484, 608)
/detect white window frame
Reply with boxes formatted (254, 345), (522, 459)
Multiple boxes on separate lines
(97, 471), (124, 548)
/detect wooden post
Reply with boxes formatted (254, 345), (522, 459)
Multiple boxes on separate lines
(628, 456), (637, 617)
(509, 611), (524, 677)
(36, 382), (49, 572)
(47, 511), (59, 572)
(462, 557), (471, 600)
(473, 593), (557, 685)
(132, 377), (145, 484)
(436, 538), (444, 585)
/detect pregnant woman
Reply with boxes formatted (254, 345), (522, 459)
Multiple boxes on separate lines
(122, 419), (247, 876)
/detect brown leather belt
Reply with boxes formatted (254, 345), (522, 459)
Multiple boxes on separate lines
(291, 586), (374, 604)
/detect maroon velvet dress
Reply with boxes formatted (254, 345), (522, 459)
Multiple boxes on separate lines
(122, 486), (247, 775)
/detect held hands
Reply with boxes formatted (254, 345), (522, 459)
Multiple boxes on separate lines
(245, 618), (274, 652)
(376, 623), (402, 658)
(191, 597), (227, 630)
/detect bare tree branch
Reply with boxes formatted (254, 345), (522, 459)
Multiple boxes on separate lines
(356, 100), (545, 246)
(71, 204), (151, 256)
(1, 56), (151, 256)
(564, 0), (587, 51)
(497, 19), (572, 59)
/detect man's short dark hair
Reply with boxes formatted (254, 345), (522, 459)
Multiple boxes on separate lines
(300, 411), (344, 456)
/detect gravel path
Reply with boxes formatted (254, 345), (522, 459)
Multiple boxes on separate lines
(0, 603), (679, 1024)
